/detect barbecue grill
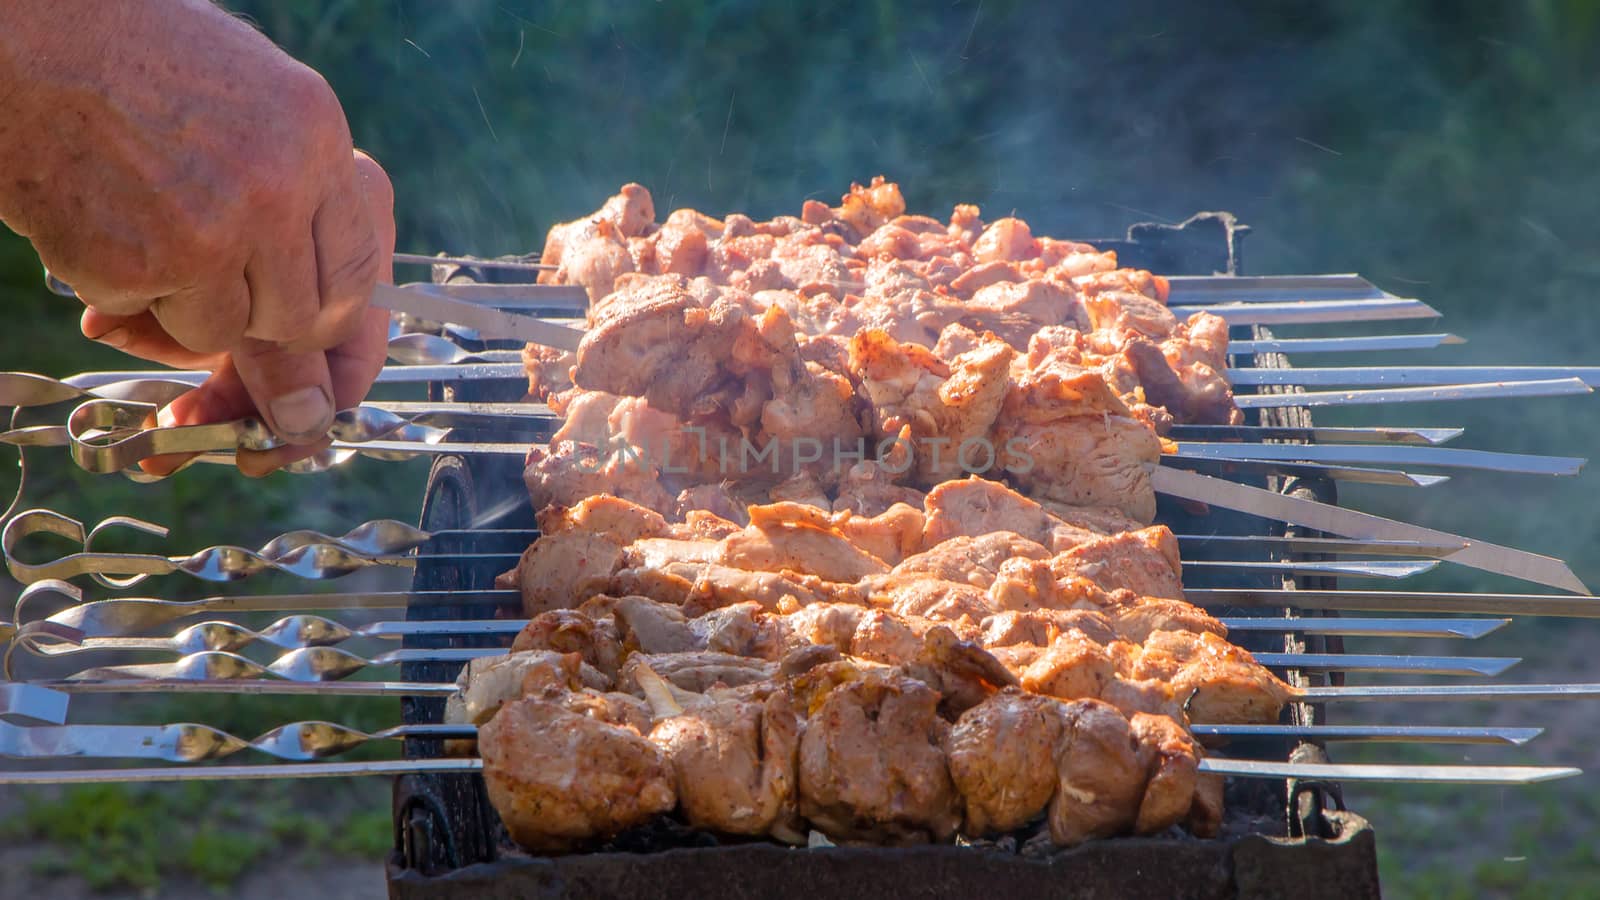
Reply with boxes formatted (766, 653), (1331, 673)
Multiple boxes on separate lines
(0, 207), (1593, 900)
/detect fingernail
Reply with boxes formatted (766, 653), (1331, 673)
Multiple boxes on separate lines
(95, 327), (130, 348)
(269, 386), (334, 441)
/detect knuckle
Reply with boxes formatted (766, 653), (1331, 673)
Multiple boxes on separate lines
(320, 238), (382, 305)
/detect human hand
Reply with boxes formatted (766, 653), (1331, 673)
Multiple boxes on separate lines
(0, 0), (395, 474)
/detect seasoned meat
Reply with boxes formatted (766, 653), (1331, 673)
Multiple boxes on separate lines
(948, 689), (1066, 836)
(893, 531), (1052, 589)
(516, 531), (625, 616)
(1051, 526), (1185, 600)
(646, 684), (803, 839)
(922, 477), (1099, 552)
(797, 667), (961, 843)
(1129, 712), (1203, 835)
(1132, 630), (1292, 724)
(1048, 699), (1148, 846)
(480, 696), (676, 853)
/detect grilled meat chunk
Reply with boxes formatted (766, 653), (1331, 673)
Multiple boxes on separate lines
(1051, 526), (1185, 601)
(796, 665), (962, 843)
(1048, 698), (1148, 846)
(948, 689), (1066, 836)
(641, 675), (804, 840)
(481, 695), (676, 853)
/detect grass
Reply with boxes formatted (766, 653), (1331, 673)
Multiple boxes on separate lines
(3, 778), (390, 893)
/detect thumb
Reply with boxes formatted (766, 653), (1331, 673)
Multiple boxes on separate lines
(231, 338), (336, 444)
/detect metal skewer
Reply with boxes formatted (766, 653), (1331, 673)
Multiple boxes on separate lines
(1163, 273), (1391, 302)
(0, 719), (474, 762)
(1171, 442), (1585, 477)
(0, 757), (1576, 786)
(1228, 365), (1600, 388)
(1302, 683), (1600, 702)
(1187, 588), (1600, 617)
(28, 645), (1509, 684)
(1182, 559), (1440, 579)
(3, 613), (1506, 651)
(9, 582), (520, 634)
(1175, 535), (1466, 558)
(1192, 724), (1540, 745)
(1216, 617), (1509, 639)
(1251, 652), (1517, 677)
(1228, 334), (1464, 355)
(393, 252), (552, 271)
(1164, 424), (1464, 446)
(1150, 466), (1590, 593)
(1168, 298), (1440, 325)
(1161, 457), (1451, 487)
(0, 718), (1537, 763)
(1232, 377), (1593, 409)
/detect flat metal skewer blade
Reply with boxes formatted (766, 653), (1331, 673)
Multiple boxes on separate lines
(1233, 377), (1593, 409)
(1229, 365), (1600, 388)
(1168, 298), (1440, 325)
(1252, 652), (1518, 676)
(32, 680), (457, 698)
(1188, 588), (1600, 617)
(1164, 273), (1385, 302)
(1216, 617), (1509, 639)
(370, 284), (583, 350)
(1162, 456), (1450, 487)
(1301, 683), (1600, 702)
(1177, 535), (1466, 558)
(394, 252), (553, 272)
(1184, 559), (1438, 579)
(0, 757), (1577, 787)
(1229, 334), (1465, 355)
(1197, 759), (1580, 785)
(1171, 442), (1585, 476)
(1193, 724), (1541, 745)
(396, 282), (587, 309)
(1165, 424), (1464, 446)
(0, 684), (70, 724)
(0, 758), (484, 785)
(62, 363), (532, 391)
(1151, 466), (1590, 593)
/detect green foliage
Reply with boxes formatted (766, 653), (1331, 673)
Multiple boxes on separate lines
(5, 777), (390, 893)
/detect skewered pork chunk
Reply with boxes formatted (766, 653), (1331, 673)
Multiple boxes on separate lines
(512, 609), (625, 679)
(480, 693), (676, 853)
(513, 529), (625, 617)
(535, 494), (670, 544)
(795, 663), (962, 844)
(1132, 630), (1293, 724)
(621, 651), (778, 694)
(633, 665), (804, 841)
(1129, 711), (1203, 834)
(892, 530), (1051, 588)
(994, 408), (1161, 523)
(1048, 698), (1150, 846)
(947, 689), (1068, 836)
(1050, 526), (1185, 601)
(922, 477), (1100, 553)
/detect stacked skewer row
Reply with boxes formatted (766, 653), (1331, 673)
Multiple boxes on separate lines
(0, 263), (1597, 794)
